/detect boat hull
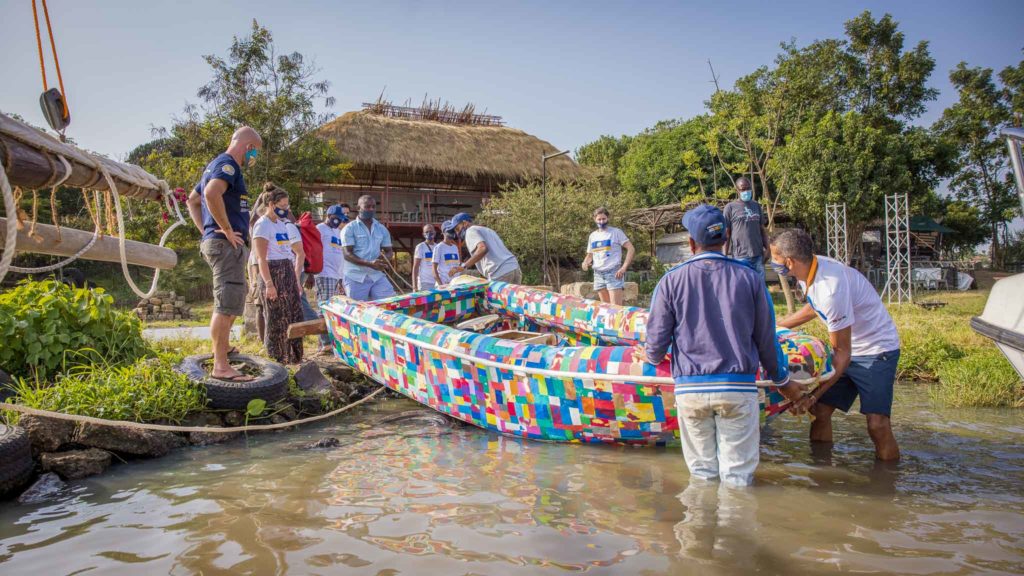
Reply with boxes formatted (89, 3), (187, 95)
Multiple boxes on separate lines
(322, 280), (831, 445)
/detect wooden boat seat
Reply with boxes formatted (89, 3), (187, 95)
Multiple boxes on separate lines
(456, 314), (502, 333)
(491, 329), (557, 345)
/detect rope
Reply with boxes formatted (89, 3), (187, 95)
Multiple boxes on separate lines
(0, 386), (385, 434)
(40, 0), (68, 120)
(31, 0), (48, 92)
(8, 156), (102, 275)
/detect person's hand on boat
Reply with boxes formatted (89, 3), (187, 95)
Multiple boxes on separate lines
(216, 227), (245, 249)
(265, 283), (278, 301)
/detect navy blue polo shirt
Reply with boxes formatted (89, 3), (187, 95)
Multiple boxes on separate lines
(194, 153), (250, 243)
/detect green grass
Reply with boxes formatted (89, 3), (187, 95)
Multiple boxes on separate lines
(142, 302), (216, 329)
(773, 290), (1023, 408)
(10, 354), (208, 424)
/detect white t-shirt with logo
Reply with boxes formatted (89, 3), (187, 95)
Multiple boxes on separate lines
(317, 222), (345, 279)
(587, 226), (630, 272)
(800, 255), (900, 356)
(252, 216), (299, 261)
(431, 242), (461, 285)
(414, 241), (437, 287)
(464, 225), (519, 280)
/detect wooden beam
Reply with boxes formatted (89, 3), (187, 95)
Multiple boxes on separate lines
(0, 113), (163, 202)
(0, 218), (177, 269)
(287, 318), (326, 339)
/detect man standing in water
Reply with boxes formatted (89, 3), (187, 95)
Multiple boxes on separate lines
(340, 195), (395, 301)
(644, 205), (801, 486)
(723, 177), (770, 278)
(582, 207), (635, 305)
(771, 229), (901, 461)
(187, 126), (261, 382)
(449, 212), (522, 283)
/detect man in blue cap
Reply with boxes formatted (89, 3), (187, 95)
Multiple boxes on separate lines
(313, 204), (348, 353)
(644, 204), (803, 486)
(449, 212), (522, 283)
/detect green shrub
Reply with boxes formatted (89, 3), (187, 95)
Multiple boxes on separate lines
(11, 354), (207, 423)
(0, 280), (150, 381)
(932, 350), (1024, 408)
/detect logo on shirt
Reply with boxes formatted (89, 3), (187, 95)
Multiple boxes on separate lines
(222, 164), (235, 176)
(590, 239), (612, 252)
(443, 253), (459, 262)
(274, 232), (290, 245)
(330, 236), (343, 249)
(424, 251), (433, 259)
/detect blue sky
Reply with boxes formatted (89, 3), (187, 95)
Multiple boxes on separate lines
(0, 0), (1021, 160)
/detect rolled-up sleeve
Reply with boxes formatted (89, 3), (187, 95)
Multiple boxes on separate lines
(754, 283), (789, 385)
(644, 276), (675, 364)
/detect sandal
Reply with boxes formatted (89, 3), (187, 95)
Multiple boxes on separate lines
(211, 373), (255, 382)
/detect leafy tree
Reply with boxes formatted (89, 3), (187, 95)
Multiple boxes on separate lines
(933, 62), (1021, 267)
(575, 134), (632, 183)
(477, 170), (639, 285)
(940, 200), (989, 258)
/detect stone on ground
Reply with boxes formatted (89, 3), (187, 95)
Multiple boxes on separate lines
(75, 423), (187, 457)
(18, 472), (68, 504)
(20, 415), (76, 453)
(40, 449), (112, 480)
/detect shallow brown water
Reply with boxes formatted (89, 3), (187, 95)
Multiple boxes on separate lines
(1, 384), (1022, 575)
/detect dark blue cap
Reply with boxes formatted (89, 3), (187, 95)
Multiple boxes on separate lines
(440, 219), (455, 232)
(451, 212), (474, 226)
(326, 205), (348, 221)
(682, 204), (729, 246)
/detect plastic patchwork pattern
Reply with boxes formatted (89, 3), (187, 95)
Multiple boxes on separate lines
(322, 281), (832, 445)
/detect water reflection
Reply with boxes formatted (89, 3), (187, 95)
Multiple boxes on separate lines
(0, 385), (1022, 575)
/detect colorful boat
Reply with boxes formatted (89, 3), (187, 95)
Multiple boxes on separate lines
(322, 278), (833, 445)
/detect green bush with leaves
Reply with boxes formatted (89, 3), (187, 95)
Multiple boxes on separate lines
(11, 354), (207, 423)
(0, 280), (150, 381)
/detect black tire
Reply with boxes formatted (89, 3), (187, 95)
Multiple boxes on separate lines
(0, 425), (34, 498)
(176, 353), (289, 411)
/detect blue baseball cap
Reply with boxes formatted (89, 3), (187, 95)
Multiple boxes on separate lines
(451, 212), (474, 226)
(326, 205), (349, 221)
(682, 204), (729, 246)
(440, 219), (455, 232)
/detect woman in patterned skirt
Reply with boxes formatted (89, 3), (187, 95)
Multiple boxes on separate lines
(251, 183), (305, 363)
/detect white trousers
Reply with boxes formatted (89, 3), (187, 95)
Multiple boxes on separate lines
(675, 392), (760, 487)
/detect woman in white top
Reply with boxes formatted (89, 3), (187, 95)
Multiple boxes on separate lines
(432, 220), (462, 287)
(251, 182), (305, 363)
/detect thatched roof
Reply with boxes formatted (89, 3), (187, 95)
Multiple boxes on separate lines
(316, 111), (579, 188)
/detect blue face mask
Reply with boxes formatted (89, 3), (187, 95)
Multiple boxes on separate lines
(769, 260), (790, 277)
(245, 148), (259, 166)
(740, 190), (753, 202)
(274, 207), (289, 219)
(425, 232), (435, 241)
(328, 217), (342, 228)
(359, 209), (375, 221)
(596, 221), (608, 229)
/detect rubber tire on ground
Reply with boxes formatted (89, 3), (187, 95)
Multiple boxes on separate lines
(176, 353), (289, 411)
(0, 425), (34, 498)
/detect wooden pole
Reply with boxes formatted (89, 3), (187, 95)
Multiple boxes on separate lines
(0, 218), (177, 270)
(287, 318), (326, 339)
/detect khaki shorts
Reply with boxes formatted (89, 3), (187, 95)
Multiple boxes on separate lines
(492, 268), (522, 284)
(200, 239), (248, 317)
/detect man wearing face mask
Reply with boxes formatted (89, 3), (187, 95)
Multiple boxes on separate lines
(412, 224), (439, 291)
(314, 205), (348, 353)
(187, 126), (261, 382)
(723, 177), (770, 279)
(582, 207), (634, 305)
(770, 229), (901, 461)
(449, 212), (521, 284)
(340, 195), (395, 301)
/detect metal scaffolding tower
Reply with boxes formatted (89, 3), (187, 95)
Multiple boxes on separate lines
(825, 203), (848, 264)
(883, 192), (912, 304)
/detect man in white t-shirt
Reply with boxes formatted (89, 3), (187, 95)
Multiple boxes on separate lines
(449, 212), (521, 284)
(432, 220), (462, 286)
(582, 207), (634, 305)
(771, 229), (901, 461)
(411, 224), (438, 291)
(314, 204), (347, 353)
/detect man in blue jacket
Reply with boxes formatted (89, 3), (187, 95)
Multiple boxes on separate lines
(644, 204), (803, 486)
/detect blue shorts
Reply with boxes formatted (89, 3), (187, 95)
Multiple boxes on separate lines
(342, 275), (395, 302)
(818, 349), (900, 417)
(593, 269), (625, 291)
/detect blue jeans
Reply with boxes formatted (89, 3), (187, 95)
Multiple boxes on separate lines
(737, 255), (764, 279)
(593, 269), (625, 291)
